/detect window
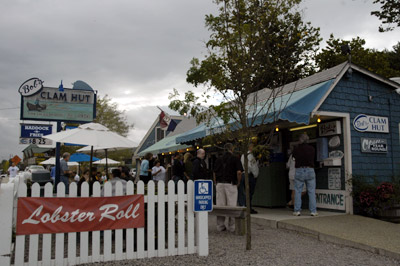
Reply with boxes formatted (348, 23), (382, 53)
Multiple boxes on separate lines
(156, 127), (165, 142)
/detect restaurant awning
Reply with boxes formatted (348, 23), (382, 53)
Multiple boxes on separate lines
(137, 133), (191, 156)
(176, 79), (334, 144)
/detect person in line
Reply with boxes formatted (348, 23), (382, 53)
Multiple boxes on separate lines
(239, 143), (259, 214)
(192, 149), (208, 180)
(213, 143), (243, 232)
(101, 168), (127, 196)
(100, 171), (108, 183)
(60, 152), (71, 194)
(183, 152), (193, 181)
(286, 150), (306, 208)
(152, 159), (167, 183)
(7, 162), (19, 179)
(77, 170), (92, 196)
(292, 133), (318, 217)
(139, 153), (153, 184)
(73, 171), (80, 183)
(50, 165), (56, 181)
(172, 152), (185, 184)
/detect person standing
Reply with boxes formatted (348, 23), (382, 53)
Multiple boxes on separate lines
(183, 152), (193, 181)
(213, 143), (243, 232)
(60, 152), (71, 194)
(286, 150), (306, 208)
(151, 159), (167, 183)
(192, 149), (208, 180)
(139, 152), (153, 184)
(239, 143), (259, 214)
(292, 133), (317, 216)
(172, 152), (185, 183)
(7, 162), (19, 179)
(101, 168), (127, 196)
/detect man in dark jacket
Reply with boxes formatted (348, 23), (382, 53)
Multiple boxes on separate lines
(192, 149), (208, 180)
(213, 143), (243, 232)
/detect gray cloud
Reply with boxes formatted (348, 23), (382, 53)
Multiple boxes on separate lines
(0, 0), (398, 160)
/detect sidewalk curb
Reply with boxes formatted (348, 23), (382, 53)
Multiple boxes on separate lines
(252, 216), (400, 261)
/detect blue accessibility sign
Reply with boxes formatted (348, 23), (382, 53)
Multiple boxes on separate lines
(20, 124), (53, 138)
(194, 180), (213, 212)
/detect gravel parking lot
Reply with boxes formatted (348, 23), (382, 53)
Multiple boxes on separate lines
(83, 216), (400, 266)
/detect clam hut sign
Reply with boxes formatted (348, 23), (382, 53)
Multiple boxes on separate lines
(19, 78), (96, 123)
(353, 114), (389, 133)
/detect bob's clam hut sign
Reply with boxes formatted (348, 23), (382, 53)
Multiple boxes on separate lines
(19, 78), (96, 123)
(353, 114), (389, 133)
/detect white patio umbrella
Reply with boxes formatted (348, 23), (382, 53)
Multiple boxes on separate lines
(40, 157), (79, 166)
(44, 122), (136, 176)
(93, 158), (120, 165)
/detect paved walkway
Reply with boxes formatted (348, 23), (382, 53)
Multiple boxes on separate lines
(251, 207), (400, 260)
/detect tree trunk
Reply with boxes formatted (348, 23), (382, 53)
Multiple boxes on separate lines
(244, 148), (251, 250)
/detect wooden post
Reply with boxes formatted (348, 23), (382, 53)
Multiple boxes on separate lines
(195, 211), (209, 256)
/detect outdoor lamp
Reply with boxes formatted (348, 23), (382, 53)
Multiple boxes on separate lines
(275, 125), (279, 132)
(317, 117), (322, 123)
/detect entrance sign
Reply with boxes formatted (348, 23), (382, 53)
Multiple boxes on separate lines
(194, 180), (213, 212)
(319, 120), (341, 136)
(20, 124), (52, 138)
(316, 189), (345, 211)
(16, 195), (144, 235)
(361, 138), (388, 153)
(353, 114), (389, 133)
(19, 78), (96, 123)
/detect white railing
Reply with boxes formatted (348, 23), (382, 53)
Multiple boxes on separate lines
(0, 180), (208, 266)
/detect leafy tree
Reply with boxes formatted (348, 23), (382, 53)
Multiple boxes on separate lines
(315, 35), (400, 78)
(94, 95), (133, 137)
(169, 0), (321, 250)
(371, 0), (400, 32)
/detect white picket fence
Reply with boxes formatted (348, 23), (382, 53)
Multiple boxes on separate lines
(0, 180), (208, 266)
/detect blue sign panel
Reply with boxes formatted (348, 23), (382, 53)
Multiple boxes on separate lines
(194, 180), (213, 212)
(20, 124), (53, 138)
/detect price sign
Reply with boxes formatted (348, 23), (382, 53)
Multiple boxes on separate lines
(19, 138), (53, 145)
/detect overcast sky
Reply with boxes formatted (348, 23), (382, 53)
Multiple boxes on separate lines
(0, 0), (399, 161)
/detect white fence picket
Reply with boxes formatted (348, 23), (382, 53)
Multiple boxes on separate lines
(68, 182), (78, 266)
(80, 182), (90, 264)
(147, 181), (155, 258)
(28, 183), (40, 266)
(115, 182), (124, 261)
(42, 183), (54, 264)
(91, 182), (101, 263)
(0, 183), (14, 266)
(157, 181), (166, 257)
(187, 180), (195, 254)
(14, 183), (27, 266)
(126, 181), (136, 260)
(55, 183), (65, 266)
(103, 182), (112, 261)
(136, 181), (145, 259)
(167, 180), (176, 256)
(177, 181), (185, 255)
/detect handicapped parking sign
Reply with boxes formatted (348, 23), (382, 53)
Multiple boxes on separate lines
(194, 180), (213, 212)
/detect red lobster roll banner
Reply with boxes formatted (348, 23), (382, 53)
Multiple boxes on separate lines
(16, 195), (145, 235)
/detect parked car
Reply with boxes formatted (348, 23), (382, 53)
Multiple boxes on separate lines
(23, 165), (50, 183)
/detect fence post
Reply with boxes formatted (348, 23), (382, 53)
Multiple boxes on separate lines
(195, 211), (208, 256)
(0, 183), (15, 266)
